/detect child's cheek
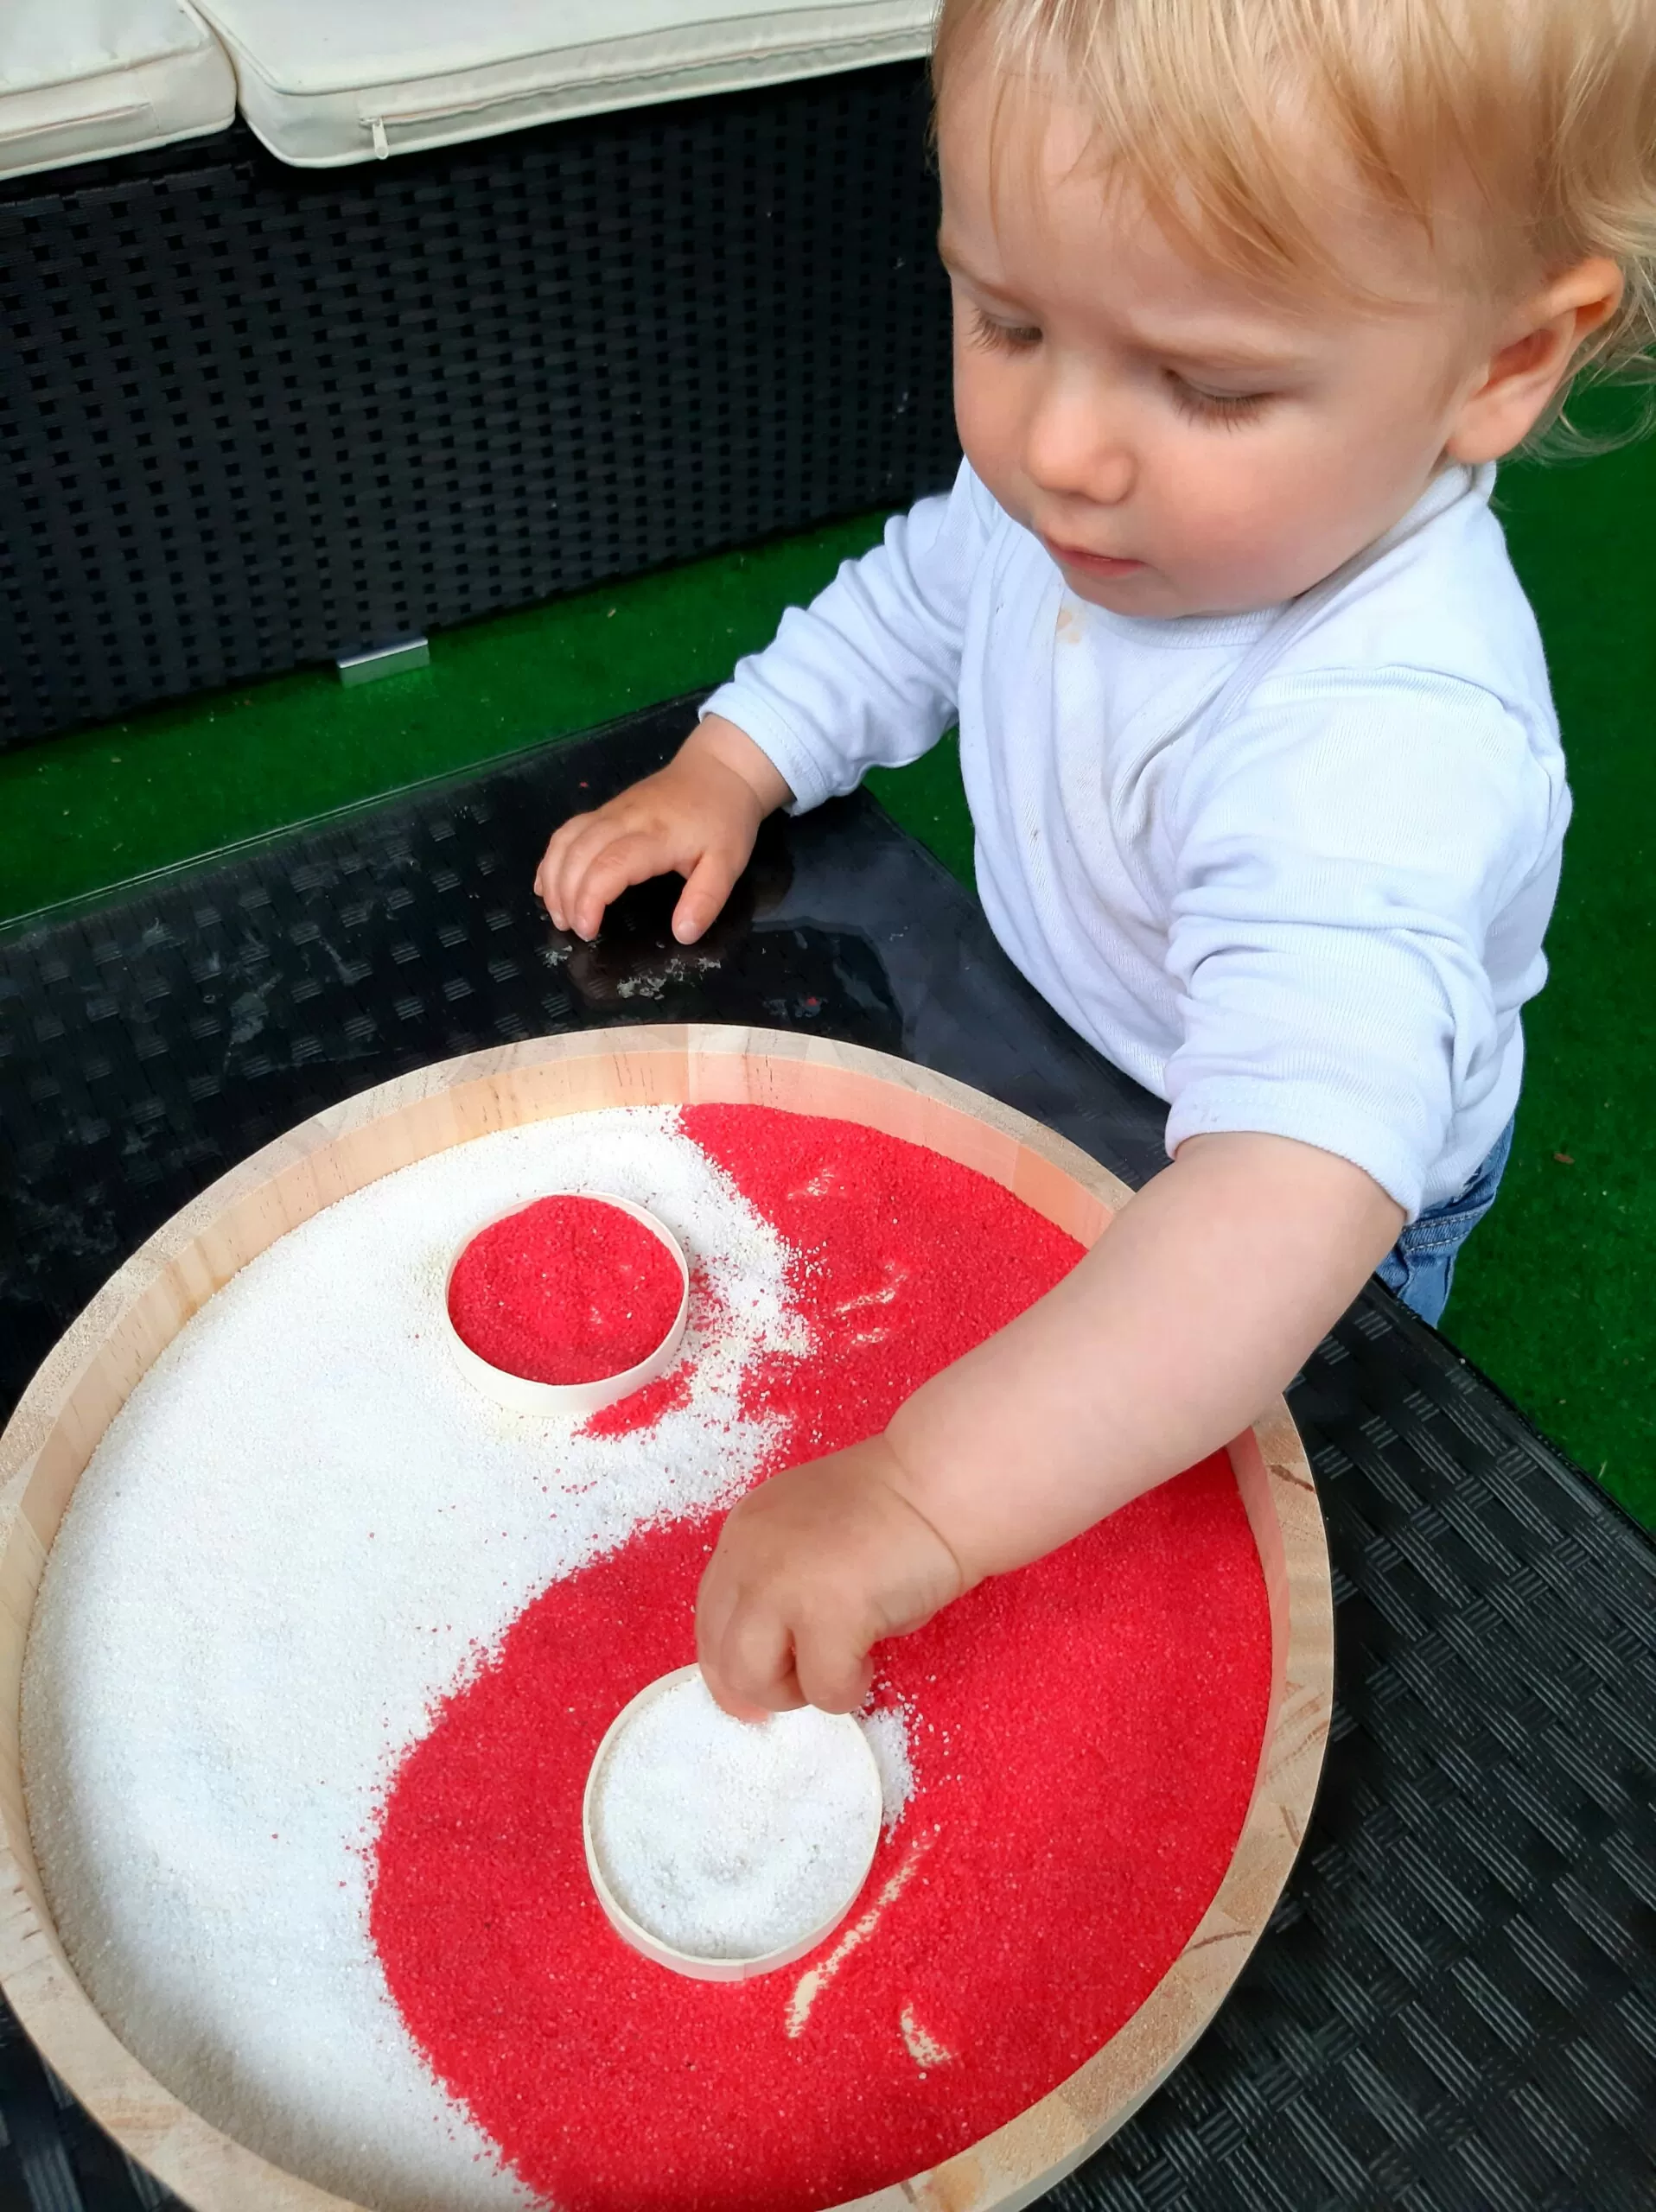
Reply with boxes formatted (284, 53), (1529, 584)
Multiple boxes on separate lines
(952, 347), (1029, 522)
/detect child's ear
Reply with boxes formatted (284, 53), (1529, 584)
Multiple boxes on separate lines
(1444, 257), (1623, 463)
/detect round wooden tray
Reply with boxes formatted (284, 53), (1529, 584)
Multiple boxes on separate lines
(0, 1024), (1333, 2212)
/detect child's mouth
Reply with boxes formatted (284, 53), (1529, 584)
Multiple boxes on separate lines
(1045, 540), (1146, 579)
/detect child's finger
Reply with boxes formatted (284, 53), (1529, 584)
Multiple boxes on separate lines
(671, 847), (745, 944)
(533, 813), (596, 926)
(532, 838), (559, 919)
(569, 830), (679, 940)
(791, 1618), (875, 1716)
(544, 815), (646, 936)
(536, 859), (572, 931)
(545, 814), (628, 927)
(710, 1601), (806, 1718)
(693, 1554), (739, 1679)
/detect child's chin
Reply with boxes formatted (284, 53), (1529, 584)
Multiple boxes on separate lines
(1067, 566), (1252, 621)
(1062, 563), (1164, 612)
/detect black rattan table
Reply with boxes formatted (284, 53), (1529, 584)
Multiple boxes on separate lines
(2, 700), (1652, 2212)
(0, 64), (955, 749)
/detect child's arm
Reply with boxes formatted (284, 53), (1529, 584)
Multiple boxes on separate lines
(535, 714), (789, 946)
(535, 465), (995, 938)
(696, 1128), (1401, 1716)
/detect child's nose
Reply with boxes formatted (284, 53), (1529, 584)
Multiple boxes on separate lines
(1022, 384), (1136, 507)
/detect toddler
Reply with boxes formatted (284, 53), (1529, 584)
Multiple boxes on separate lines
(536, 0), (1656, 1717)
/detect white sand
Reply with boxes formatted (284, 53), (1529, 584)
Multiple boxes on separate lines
(22, 1107), (806, 2212)
(590, 1674), (880, 1961)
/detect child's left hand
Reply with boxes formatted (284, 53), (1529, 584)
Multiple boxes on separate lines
(695, 1437), (964, 1717)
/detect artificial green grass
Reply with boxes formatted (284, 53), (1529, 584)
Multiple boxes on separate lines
(0, 438), (1649, 1525)
(0, 514), (889, 931)
(1438, 424), (1656, 1525)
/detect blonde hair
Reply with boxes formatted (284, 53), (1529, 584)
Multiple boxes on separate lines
(932, 0), (1656, 453)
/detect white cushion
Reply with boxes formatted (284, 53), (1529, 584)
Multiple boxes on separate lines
(193, 0), (934, 168)
(0, 1), (235, 181)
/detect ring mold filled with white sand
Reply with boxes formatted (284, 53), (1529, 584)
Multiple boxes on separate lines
(21, 1106), (808, 2211)
(584, 1667), (884, 1978)
(0, 1027), (1333, 2212)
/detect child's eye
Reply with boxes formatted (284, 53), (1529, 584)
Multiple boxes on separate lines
(967, 306), (1042, 354)
(1166, 372), (1273, 427)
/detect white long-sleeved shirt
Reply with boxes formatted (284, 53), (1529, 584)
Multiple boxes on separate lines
(704, 460), (1570, 1219)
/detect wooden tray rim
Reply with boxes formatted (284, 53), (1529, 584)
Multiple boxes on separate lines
(0, 1023), (1333, 2212)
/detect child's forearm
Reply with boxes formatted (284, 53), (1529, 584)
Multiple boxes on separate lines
(695, 1130), (1403, 1715)
(883, 1132), (1403, 1582)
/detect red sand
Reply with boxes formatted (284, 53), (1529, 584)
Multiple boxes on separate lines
(582, 1359), (695, 1438)
(448, 1194), (682, 1386)
(373, 1107), (1272, 2211)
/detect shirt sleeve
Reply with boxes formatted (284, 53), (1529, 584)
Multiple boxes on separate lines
(1162, 668), (1563, 1218)
(700, 461), (997, 813)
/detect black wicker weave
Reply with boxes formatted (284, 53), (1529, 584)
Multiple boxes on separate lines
(0, 64), (958, 749)
(1, 701), (1653, 2212)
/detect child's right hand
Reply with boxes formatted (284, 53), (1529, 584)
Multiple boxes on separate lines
(534, 715), (791, 945)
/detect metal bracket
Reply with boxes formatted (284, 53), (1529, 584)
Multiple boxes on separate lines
(335, 635), (430, 685)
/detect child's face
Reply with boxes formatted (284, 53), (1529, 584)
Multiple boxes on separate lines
(936, 61), (1505, 618)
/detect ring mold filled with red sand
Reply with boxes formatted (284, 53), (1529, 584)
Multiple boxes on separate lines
(445, 1190), (691, 1416)
(0, 1027), (1334, 2212)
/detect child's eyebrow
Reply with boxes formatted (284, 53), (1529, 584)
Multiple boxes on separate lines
(935, 233), (1028, 304)
(938, 227), (1318, 375)
(1138, 334), (1315, 375)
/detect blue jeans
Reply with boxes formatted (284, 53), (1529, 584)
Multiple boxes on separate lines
(1375, 1117), (1515, 1326)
